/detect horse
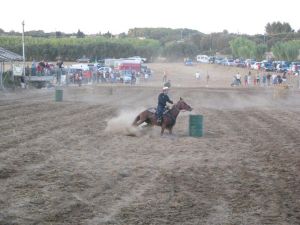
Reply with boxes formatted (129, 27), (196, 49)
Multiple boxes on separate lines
(132, 98), (193, 135)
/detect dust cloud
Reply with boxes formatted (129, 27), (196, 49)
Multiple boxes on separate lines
(105, 109), (144, 136)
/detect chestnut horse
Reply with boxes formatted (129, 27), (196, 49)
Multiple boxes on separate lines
(132, 98), (192, 135)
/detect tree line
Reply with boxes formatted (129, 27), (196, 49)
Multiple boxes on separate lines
(0, 22), (299, 61)
(230, 37), (300, 61)
(0, 36), (160, 62)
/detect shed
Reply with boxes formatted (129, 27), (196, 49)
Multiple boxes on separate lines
(0, 47), (23, 89)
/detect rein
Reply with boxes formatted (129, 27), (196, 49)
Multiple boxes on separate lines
(172, 103), (180, 113)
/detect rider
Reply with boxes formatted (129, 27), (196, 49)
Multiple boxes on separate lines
(156, 86), (173, 124)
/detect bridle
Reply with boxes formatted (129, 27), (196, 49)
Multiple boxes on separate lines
(173, 101), (189, 112)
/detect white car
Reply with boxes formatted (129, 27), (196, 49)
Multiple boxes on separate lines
(251, 62), (262, 70)
(98, 67), (112, 73)
(196, 55), (209, 63)
(127, 56), (147, 63)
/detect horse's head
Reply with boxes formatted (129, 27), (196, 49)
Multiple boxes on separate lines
(175, 97), (193, 111)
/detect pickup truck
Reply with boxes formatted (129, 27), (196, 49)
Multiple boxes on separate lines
(27, 75), (55, 88)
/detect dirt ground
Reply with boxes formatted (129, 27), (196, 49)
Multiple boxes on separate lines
(0, 63), (300, 225)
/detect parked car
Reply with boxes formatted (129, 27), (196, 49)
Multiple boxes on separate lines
(245, 59), (256, 68)
(127, 56), (147, 63)
(276, 61), (291, 73)
(224, 59), (236, 66)
(184, 58), (193, 66)
(76, 56), (90, 63)
(214, 57), (225, 64)
(261, 62), (274, 71)
(98, 66), (112, 73)
(196, 55), (209, 63)
(235, 59), (246, 68)
(251, 62), (262, 70)
(290, 62), (300, 72)
(120, 70), (135, 84)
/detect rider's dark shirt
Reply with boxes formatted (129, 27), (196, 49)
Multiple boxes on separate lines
(158, 93), (173, 108)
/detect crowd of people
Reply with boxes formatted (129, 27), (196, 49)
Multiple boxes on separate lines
(231, 70), (298, 87)
(29, 60), (62, 76)
(25, 59), (153, 87)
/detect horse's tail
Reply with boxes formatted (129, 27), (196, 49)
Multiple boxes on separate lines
(132, 115), (140, 126)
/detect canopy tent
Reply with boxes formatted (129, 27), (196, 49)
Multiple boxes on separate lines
(0, 47), (23, 89)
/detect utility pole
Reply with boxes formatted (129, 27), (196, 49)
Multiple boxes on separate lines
(22, 21), (26, 82)
(210, 33), (212, 54)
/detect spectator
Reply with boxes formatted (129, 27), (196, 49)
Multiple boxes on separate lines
(282, 72), (287, 83)
(262, 73), (267, 87)
(272, 73), (277, 85)
(31, 60), (36, 76)
(277, 74), (283, 85)
(20, 76), (26, 89)
(244, 74), (248, 86)
(267, 73), (271, 86)
(164, 80), (171, 88)
(206, 73), (210, 87)
(163, 72), (167, 83)
(247, 71), (252, 86)
(256, 73), (260, 85)
(144, 73), (149, 81)
(37, 64), (42, 76)
(57, 60), (63, 69)
(236, 72), (241, 85)
(131, 73), (136, 85)
(231, 75), (237, 87)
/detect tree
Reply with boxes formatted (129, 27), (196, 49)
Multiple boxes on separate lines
(103, 31), (112, 38)
(55, 31), (62, 38)
(272, 40), (300, 61)
(162, 42), (198, 60)
(255, 44), (267, 61)
(229, 37), (256, 58)
(76, 29), (85, 38)
(265, 22), (293, 35)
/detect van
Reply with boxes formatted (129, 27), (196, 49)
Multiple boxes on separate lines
(196, 55), (209, 63)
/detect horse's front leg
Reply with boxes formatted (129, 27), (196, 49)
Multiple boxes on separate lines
(168, 127), (173, 135)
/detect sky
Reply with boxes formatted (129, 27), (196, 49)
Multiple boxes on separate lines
(0, 0), (299, 35)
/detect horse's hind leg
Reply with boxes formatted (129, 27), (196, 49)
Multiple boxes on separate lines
(132, 115), (140, 126)
(135, 120), (145, 126)
(141, 123), (152, 128)
(132, 115), (145, 126)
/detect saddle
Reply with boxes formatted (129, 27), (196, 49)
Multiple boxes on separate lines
(146, 107), (157, 114)
(147, 106), (170, 114)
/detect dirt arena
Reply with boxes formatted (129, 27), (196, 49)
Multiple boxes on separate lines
(0, 63), (300, 225)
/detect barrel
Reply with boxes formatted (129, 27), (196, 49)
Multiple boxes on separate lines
(55, 88), (63, 102)
(189, 115), (203, 137)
